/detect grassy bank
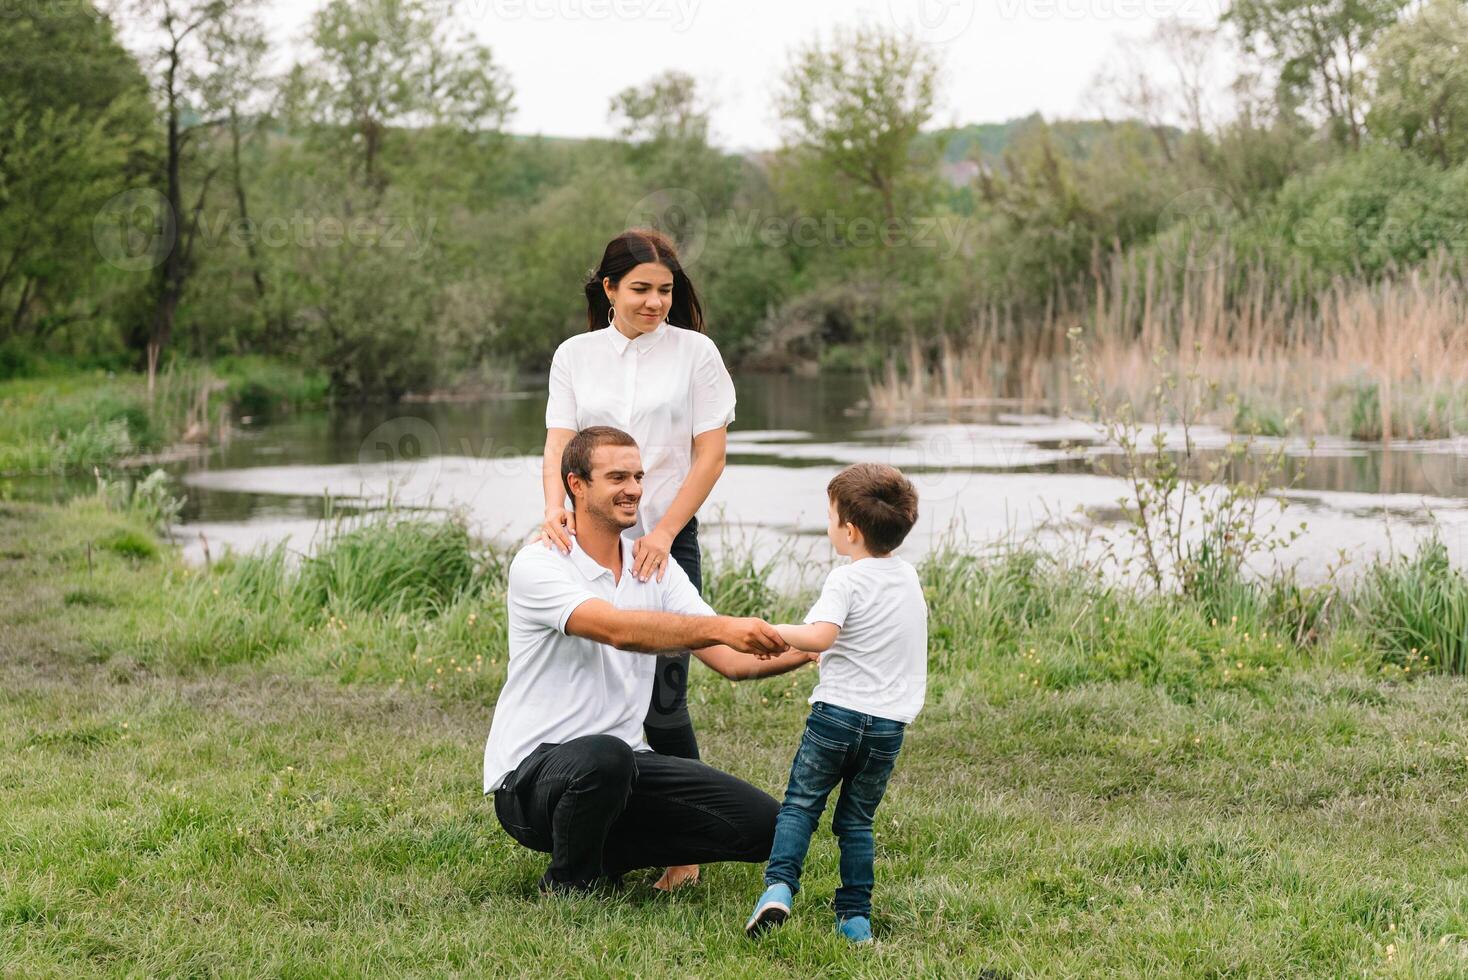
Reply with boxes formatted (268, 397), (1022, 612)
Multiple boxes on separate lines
(5, 498), (1468, 975)
(0, 357), (328, 477)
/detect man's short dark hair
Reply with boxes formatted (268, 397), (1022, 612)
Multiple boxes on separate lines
(562, 426), (638, 499)
(827, 463), (919, 556)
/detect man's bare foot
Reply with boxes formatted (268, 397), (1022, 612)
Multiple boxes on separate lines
(652, 864), (700, 891)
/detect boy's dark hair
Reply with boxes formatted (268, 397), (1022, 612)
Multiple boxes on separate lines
(827, 463), (919, 556)
(561, 426), (638, 500)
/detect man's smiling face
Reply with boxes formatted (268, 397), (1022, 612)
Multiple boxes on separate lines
(570, 444), (644, 532)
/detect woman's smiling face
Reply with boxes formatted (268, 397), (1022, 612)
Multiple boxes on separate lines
(604, 262), (674, 336)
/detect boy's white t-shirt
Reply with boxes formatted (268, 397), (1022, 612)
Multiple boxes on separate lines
(803, 555), (928, 723)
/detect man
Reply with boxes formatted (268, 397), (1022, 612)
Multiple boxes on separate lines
(485, 426), (815, 893)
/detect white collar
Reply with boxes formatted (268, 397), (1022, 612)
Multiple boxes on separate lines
(567, 534), (635, 581)
(606, 318), (670, 356)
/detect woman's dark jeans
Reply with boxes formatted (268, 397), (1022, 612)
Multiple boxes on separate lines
(644, 516), (701, 760)
(764, 701), (907, 919)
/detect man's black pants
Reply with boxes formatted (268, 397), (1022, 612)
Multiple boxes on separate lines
(493, 734), (779, 887)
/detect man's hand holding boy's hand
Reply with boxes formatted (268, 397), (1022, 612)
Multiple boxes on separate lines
(720, 618), (789, 656)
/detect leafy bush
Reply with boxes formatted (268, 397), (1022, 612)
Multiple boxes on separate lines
(1246, 149), (1468, 277)
(94, 468), (184, 534)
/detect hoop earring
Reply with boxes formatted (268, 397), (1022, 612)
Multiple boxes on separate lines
(606, 306), (616, 328)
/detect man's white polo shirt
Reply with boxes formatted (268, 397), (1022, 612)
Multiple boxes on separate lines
(483, 535), (716, 793)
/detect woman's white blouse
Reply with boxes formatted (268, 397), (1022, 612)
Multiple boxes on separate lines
(546, 319), (737, 539)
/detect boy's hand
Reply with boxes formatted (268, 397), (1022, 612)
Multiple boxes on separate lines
(749, 627), (823, 662)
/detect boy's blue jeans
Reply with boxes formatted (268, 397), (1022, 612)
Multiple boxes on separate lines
(764, 701), (906, 919)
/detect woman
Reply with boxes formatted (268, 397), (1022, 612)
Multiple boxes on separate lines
(539, 228), (735, 891)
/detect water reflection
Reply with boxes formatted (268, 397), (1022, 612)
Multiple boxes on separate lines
(13, 374), (1468, 581)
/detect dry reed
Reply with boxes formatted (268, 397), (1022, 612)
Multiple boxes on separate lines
(871, 248), (1468, 442)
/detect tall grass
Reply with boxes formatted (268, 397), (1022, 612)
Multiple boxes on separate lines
(139, 493), (1468, 683)
(162, 509), (509, 675)
(872, 248), (1468, 442)
(294, 516), (486, 618)
(1352, 535), (1468, 675)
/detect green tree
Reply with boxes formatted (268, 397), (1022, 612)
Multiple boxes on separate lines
(770, 24), (946, 344)
(196, 8), (274, 336)
(0, 3), (150, 343)
(607, 77), (779, 354)
(303, 0), (513, 190)
(609, 70), (740, 241)
(125, 0), (269, 392)
(774, 24), (942, 230)
(1225, 0), (1411, 148)
(1367, 0), (1468, 167)
(610, 71), (708, 146)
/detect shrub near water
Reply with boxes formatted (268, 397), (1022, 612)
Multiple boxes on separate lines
(1354, 536), (1468, 676)
(295, 517), (485, 619)
(164, 514), (509, 682)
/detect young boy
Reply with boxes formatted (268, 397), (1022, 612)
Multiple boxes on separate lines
(745, 462), (927, 945)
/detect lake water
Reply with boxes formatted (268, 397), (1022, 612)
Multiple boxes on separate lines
(57, 374), (1468, 587)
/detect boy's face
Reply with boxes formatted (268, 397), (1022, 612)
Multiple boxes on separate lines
(826, 497), (860, 556)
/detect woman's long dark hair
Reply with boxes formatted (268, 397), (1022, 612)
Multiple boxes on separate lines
(584, 229), (706, 334)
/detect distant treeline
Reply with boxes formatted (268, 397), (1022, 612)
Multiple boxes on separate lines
(2, 0), (1466, 398)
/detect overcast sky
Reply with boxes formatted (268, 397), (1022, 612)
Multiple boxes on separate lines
(251, 0), (1229, 152)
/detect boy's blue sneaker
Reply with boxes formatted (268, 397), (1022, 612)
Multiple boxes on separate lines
(744, 883), (792, 937)
(837, 915), (874, 944)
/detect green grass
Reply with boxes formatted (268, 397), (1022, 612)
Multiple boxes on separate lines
(5, 499), (1468, 975)
(0, 358), (328, 476)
